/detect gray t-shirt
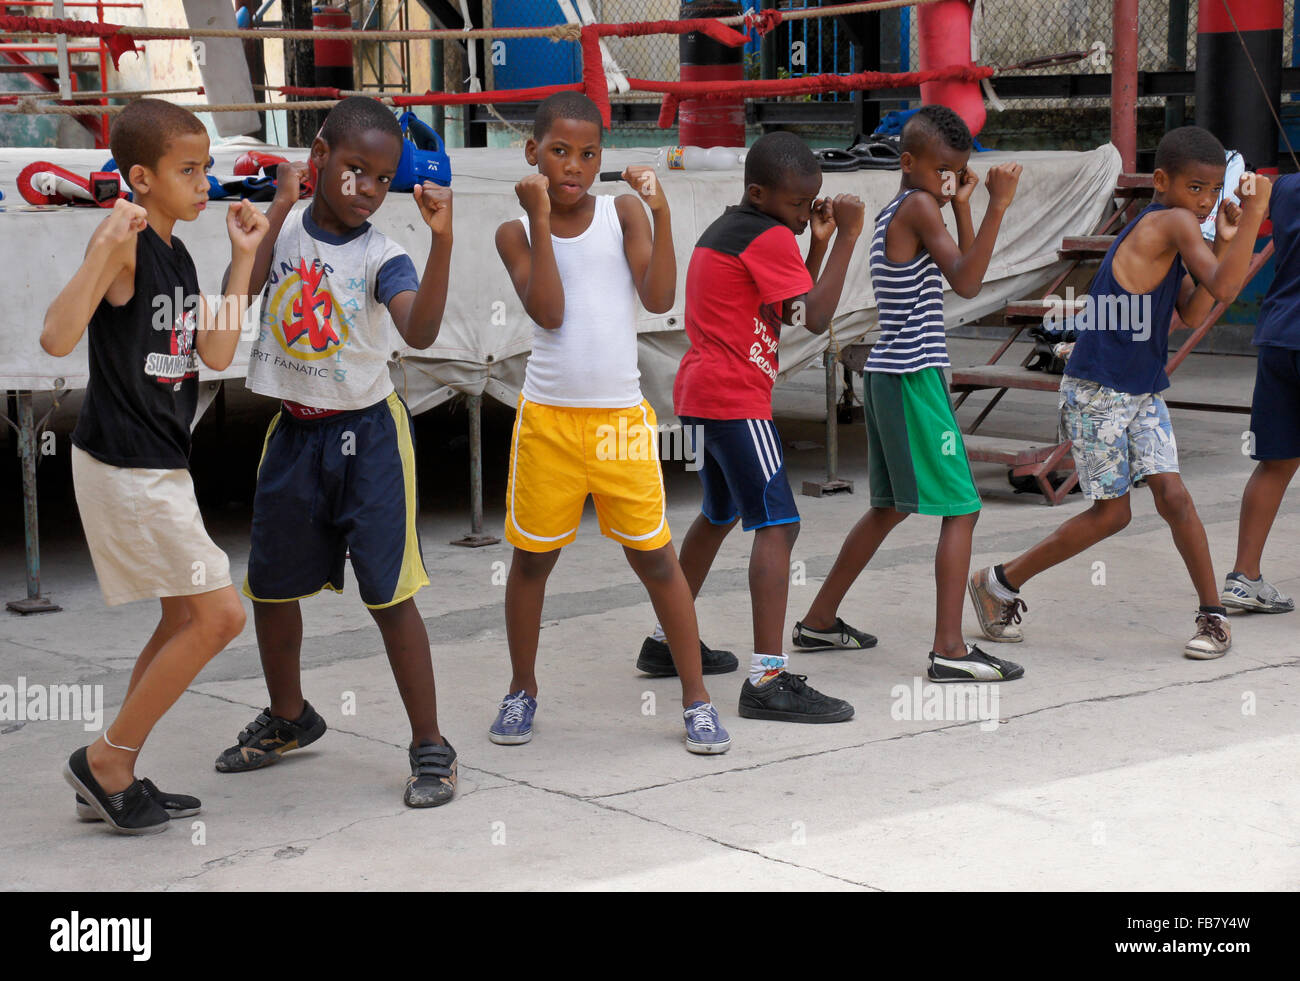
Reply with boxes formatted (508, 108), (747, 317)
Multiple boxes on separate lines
(247, 206), (418, 410)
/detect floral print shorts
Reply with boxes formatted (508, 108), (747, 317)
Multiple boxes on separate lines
(1059, 374), (1179, 500)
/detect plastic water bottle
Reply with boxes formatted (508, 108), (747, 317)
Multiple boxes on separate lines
(655, 146), (747, 171)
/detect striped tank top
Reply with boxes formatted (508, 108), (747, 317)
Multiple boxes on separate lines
(865, 189), (949, 374)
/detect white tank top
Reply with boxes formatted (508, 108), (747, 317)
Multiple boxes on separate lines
(519, 194), (642, 408)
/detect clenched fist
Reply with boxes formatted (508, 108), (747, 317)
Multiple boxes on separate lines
(515, 174), (551, 218)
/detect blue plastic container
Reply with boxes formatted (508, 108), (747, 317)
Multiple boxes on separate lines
(492, 0), (581, 90)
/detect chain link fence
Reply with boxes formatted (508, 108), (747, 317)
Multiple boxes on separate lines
(476, 0), (1297, 148)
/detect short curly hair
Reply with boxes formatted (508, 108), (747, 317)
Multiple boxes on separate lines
(901, 104), (974, 156)
(110, 98), (207, 190)
(1154, 125), (1227, 177)
(533, 91), (603, 141)
(319, 95), (403, 150)
(744, 131), (820, 189)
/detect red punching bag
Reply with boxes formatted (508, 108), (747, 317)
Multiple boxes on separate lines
(917, 0), (985, 137)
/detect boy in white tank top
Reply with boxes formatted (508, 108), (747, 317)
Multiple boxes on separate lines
(491, 93), (730, 754)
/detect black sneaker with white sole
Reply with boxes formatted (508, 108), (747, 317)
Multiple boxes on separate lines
(76, 777), (200, 822)
(636, 637), (739, 677)
(63, 746), (169, 836)
(791, 617), (878, 651)
(214, 701), (327, 773)
(738, 672), (855, 723)
(927, 644), (1024, 683)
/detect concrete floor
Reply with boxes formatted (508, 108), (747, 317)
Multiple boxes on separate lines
(2, 339), (1297, 891)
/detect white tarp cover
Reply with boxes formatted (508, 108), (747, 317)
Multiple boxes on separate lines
(0, 140), (1121, 419)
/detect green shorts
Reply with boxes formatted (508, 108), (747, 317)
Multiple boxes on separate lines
(862, 367), (981, 516)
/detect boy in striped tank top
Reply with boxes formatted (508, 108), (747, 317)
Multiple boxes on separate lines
(793, 105), (1026, 683)
(490, 93), (730, 755)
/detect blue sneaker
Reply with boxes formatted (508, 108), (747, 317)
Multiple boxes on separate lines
(683, 701), (731, 755)
(489, 690), (537, 745)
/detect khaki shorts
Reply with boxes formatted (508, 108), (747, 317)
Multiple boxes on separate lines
(72, 445), (233, 606)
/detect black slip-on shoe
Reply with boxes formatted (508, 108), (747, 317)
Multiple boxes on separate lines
(63, 747), (169, 835)
(76, 777), (200, 822)
(636, 637), (739, 677)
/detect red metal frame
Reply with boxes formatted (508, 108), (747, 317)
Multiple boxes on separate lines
(0, 1), (143, 147)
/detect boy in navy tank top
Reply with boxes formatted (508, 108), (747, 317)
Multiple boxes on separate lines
(970, 126), (1271, 660)
(42, 100), (268, 834)
(792, 105), (1026, 684)
(1222, 173), (1300, 615)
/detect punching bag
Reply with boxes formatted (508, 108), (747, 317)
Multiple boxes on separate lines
(678, 0), (746, 148)
(1196, 0), (1282, 173)
(917, 0), (984, 137)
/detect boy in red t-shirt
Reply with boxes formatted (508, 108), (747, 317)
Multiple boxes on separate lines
(651, 132), (865, 722)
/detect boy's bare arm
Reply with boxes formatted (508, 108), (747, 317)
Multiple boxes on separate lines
(389, 183), (454, 350)
(197, 199), (270, 372)
(1173, 173), (1271, 306)
(786, 193), (865, 334)
(617, 166), (675, 314)
(41, 199), (146, 357)
(805, 197), (835, 282)
(248, 161), (311, 296)
(909, 163), (1021, 299)
(1177, 200), (1241, 328)
(952, 167), (979, 253)
(496, 174), (565, 329)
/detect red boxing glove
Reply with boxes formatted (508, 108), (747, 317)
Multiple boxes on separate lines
(234, 151), (288, 177)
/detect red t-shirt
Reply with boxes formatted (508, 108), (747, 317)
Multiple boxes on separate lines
(674, 205), (813, 420)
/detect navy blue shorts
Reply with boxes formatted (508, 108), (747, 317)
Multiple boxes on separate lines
(1251, 346), (1300, 460)
(679, 416), (800, 531)
(243, 392), (429, 609)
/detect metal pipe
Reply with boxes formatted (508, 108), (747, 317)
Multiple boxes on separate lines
(1111, 0), (1138, 172)
(468, 392), (483, 535)
(824, 350), (837, 479)
(17, 392), (40, 602)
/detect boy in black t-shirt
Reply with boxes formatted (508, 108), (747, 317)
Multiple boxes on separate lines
(42, 99), (268, 835)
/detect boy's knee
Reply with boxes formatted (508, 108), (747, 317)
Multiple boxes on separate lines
(194, 591), (246, 647)
(1153, 483), (1192, 522)
(1093, 500), (1131, 534)
(627, 545), (674, 582)
(511, 548), (558, 580)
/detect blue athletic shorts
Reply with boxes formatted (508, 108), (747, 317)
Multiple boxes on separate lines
(243, 392), (429, 609)
(679, 416), (799, 531)
(1250, 346), (1300, 460)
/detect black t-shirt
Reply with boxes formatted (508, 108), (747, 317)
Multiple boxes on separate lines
(71, 226), (202, 469)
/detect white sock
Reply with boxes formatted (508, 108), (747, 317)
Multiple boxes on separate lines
(748, 652), (787, 686)
(985, 565), (1016, 603)
(651, 623), (666, 643)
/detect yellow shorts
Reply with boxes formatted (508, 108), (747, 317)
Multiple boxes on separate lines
(506, 398), (672, 552)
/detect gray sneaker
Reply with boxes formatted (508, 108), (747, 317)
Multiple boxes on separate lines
(968, 567), (1027, 642)
(1221, 573), (1295, 614)
(1184, 612), (1231, 660)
